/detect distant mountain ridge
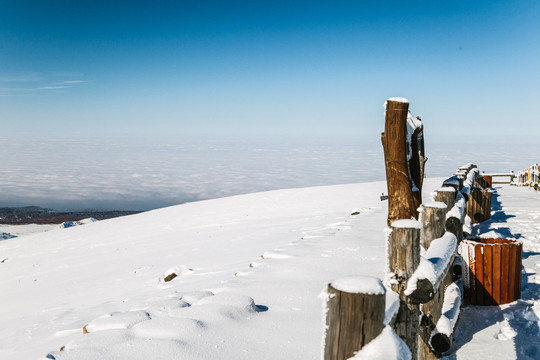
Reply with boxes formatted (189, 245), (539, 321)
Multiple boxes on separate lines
(0, 206), (141, 224)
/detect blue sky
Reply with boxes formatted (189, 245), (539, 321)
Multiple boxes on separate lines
(1, 0), (539, 139)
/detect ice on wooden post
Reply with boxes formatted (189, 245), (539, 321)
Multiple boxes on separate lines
(429, 282), (462, 354)
(324, 276), (386, 360)
(404, 232), (457, 304)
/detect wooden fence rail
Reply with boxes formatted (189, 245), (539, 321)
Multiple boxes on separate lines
(515, 164), (539, 189)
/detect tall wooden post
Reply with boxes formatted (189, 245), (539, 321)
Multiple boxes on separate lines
(388, 220), (421, 359)
(324, 277), (386, 360)
(381, 98), (418, 225)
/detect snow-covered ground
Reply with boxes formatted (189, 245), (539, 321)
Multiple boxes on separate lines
(1, 180), (539, 359)
(443, 185), (540, 360)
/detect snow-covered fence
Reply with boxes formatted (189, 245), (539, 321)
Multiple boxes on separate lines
(482, 171), (516, 185)
(323, 98), (495, 359)
(515, 164), (539, 189)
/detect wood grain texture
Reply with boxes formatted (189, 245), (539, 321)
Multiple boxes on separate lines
(381, 100), (417, 225)
(324, 284), (386, 360)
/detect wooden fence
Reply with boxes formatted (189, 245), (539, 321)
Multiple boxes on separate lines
(481, 171), (515, 185)
(515, 164), (539, 189)
(323, 98), (497, 360)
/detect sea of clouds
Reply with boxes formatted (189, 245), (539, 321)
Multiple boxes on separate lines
(0, 135), (536, 211)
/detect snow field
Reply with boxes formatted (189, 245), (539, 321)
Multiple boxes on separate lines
(3, 179), (539, 359)
(1, 180), (405, 360)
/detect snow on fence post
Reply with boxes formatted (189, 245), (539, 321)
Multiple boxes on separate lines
(387, 220), (422, 359)
(381, 97), (420, 225)
(323, 277), (386, 360)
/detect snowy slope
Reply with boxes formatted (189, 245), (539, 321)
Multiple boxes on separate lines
(2, 180), (539, 360)
(0, 180), (393, 360)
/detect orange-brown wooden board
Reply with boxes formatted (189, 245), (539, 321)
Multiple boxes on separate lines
(484, 245), (493, 305)
(475, 244), (484, 305)
(493, 245), (502, 304)
(508, 245), (517, 302)
(501, 245), (510, 304)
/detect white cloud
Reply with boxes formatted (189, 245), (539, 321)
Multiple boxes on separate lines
(36, 86), (71, 90)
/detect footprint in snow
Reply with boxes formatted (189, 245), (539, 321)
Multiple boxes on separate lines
(495, 313), (517, 341)
(261, 252), (291, 259)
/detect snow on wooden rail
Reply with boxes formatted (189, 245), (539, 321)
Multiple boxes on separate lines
(482, 171), (516, 184)
(405, 232), (457, 304)
(429, 282), (462, 354)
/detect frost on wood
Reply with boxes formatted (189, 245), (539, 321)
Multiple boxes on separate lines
(349, 326), (412, 360)
(404, 232), (457, 302)
(331, 276), (386, 295)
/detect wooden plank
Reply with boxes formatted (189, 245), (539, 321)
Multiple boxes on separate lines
(492, 245), (502, 304)
(475, 244), (484, 305)
(516, 243), (523, 300)
(501, 245), (510, 304)
(462, 243), (471, 306)
(508, 245), (517, 302)
(468, 243), (476, 305)
(484, 245), (493, 305)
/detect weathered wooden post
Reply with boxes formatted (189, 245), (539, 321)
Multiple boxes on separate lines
(388, 220), (422, 359)
(434, 187), (456, 214)
(381, 97), (419, 225)
(417, 202), (452, 360)
(324, 277), (386, 360)
(420, 202), (447, 250)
